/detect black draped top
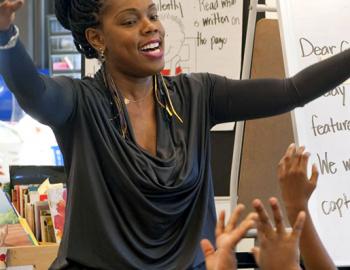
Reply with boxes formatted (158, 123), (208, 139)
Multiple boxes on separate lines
(2, 25), (350, 269)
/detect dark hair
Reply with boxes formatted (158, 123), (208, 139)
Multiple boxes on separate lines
(55, 0), (104, 59)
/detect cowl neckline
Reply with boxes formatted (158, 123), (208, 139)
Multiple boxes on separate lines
(93, 70), (188, 189)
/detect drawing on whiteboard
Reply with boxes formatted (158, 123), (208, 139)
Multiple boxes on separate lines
(160, 14), (197, 75)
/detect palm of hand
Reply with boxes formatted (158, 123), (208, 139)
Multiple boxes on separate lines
(278, 145), (318, 210)
(216, 230), (237, 250)
(205, 249), (236, 270)
(258, 232), (300, 270)
(203, 231), (237, 270)
(201, 207), (257, 270)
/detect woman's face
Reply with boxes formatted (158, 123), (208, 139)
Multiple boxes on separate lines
(99, 0), (165, 77)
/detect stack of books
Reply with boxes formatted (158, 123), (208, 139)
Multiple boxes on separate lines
(9, 181), (66, 244)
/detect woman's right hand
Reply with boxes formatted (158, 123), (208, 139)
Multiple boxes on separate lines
(0, 0), (24, 31)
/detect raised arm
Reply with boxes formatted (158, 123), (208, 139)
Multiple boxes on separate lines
(208, 48), (350, 125)
(0, 0), (75, 127)
(277, 144), (337, 270)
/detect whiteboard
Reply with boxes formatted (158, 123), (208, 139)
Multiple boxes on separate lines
(277, 0), (350, 266)
(85, 0), (244, 131)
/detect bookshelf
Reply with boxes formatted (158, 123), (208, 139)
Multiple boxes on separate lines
(5, 166), (67, 269)
(47, 15), (81, 79)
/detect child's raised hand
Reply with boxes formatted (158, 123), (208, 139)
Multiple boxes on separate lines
(277, 144), (318, 212)
(252, 198), (305, 270)
(201, 204), (257, 270)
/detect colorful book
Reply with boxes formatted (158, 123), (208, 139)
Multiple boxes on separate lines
(40, 210), (55, 243)
(47, 186), (67, 243)
(0, 190), (36, 247)
(33, 201), (49, 242)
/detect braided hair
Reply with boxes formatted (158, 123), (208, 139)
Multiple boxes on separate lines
(55, 0), (104, 59)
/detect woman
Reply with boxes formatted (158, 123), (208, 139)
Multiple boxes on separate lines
(1, 0), (350, 269)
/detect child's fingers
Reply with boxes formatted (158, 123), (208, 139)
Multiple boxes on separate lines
(285, 143), (296, 157)
(296, 146), (306, 156)
(277, 158), (286, 180)
(225, 204), (245, 233)
(215, 211), (226, 237)
(310, 164), (319, 187)
(252, 199), (274, 237)
(300, 151), (310, 173)
(282, 143), (297, 168)
(269, 197), (285, 234)
(291, 146), (305, 169)
(228, 213), (257, 247)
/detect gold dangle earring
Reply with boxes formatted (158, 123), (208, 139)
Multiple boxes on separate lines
(98, 48), (108, 88)
(98, 48), (106, 64)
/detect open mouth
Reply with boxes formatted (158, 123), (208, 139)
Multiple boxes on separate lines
(140, 42), (161, 53)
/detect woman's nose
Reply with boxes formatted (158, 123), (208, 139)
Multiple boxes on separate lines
(141, 18), (159, 35)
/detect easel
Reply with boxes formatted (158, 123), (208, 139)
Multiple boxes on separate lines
(230, 0), (277, 213)
(232, 1), (288, 269)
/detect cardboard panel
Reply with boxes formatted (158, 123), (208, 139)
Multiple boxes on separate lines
(238, 19), (294, 224)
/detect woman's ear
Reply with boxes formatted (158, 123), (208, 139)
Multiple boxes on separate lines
(85, 27), (105, 52)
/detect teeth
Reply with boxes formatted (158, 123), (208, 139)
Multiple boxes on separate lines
(141, 42), (159, 51)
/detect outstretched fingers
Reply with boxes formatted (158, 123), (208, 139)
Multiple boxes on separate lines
(299, 150), (310, 173)
(285, 143), (296, 157)
(252, 199), (274, 237)
(292, 145), (306, 170)
(278, 143), (297, 178)
(215, 211), (226, 237)
(269, 197), (285, 234)
(282, 143), (296, 166)
(225, 204), (245, 233)
(310, 163), (319, 187)
(228, 212), (258, 248)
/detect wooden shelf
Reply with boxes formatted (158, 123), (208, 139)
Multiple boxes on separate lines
(6, 244), (59, 270)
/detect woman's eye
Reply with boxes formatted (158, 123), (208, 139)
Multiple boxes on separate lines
(124, 21), (135, 25)
(122, 18), (137, 26)
(150, 14), (159, 21)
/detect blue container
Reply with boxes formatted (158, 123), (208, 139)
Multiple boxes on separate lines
(51, 145), (64, 166)
(0, 75), (13, 121)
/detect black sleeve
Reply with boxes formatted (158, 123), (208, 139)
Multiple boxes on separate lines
(0, 26), (75, 128)
(209, 48), (350, 125)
